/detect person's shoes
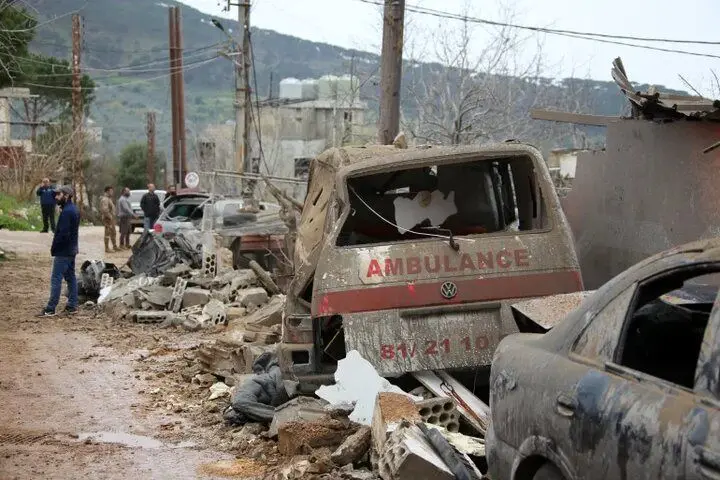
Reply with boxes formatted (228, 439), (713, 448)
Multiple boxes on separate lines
(105, 248), (112, 253)
(36, 309), (55, 317)
(113, 247), (122, 252)
(63, 306), (79, 316)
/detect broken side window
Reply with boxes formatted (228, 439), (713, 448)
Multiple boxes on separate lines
(615, 269), (720, 389)
(336, 155), (544, 247)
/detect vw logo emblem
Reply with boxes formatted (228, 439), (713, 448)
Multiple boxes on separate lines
(440, 281), (458, 299)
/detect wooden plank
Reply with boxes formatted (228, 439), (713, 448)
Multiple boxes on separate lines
(530, 109), (621, 126)
(413, 370), (490, 435)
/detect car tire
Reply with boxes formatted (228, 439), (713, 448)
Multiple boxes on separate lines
(533, 463), (565, 480)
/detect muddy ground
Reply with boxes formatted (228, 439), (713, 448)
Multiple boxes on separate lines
(0, 228), (282, 479)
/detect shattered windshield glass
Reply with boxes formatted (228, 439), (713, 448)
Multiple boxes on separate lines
(337, 155), (545, 247)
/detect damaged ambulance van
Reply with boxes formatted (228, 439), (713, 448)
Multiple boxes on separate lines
(279, 142), (583, 386)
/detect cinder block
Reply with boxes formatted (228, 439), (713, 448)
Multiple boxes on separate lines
(378, 423), (454, 480)
(371, 393), (422, 454)
(182, 287), (211, 308)
(415, 397), (460, 432)
(235, 287), (269, 308)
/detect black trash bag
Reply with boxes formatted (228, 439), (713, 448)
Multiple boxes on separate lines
(223, 352), (290, 426)
(128, 232), (179, 277)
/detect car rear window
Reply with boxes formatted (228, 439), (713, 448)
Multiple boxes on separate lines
(164, 202), (202, 220)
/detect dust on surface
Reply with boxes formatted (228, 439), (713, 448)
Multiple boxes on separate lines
(376, 393), (421, 423)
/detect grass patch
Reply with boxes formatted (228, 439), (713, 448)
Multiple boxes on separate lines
(0, 194), (44, 231)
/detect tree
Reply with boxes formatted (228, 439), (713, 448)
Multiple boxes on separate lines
(117, 143), (165, 189)
(16, 54), (96, 141)
(0, 5), (36, 88)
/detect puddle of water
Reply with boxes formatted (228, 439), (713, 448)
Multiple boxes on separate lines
(78, 431), (164, 449)
(77, 431), (198, 450)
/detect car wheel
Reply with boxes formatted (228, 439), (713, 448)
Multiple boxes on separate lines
(533, 463), (565, 480)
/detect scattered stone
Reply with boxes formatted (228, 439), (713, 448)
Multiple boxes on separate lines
(181, 287), (211, 308)
(236, 287), (269, 308)
(268, 397), (331, 438)
(192, 373), (217, 387)
(198, 459), (266, 478)
(139, 285), (173, 307)
(331, 426), (371, 466)
(209, 382), (232, 400)
(244, 294), (285, 327)
(278, 417), (358, 455)
(196, 343), (246, 378)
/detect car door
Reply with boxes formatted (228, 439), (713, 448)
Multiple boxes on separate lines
(686, 291), (720, 480)
(563, 270), (709, 479)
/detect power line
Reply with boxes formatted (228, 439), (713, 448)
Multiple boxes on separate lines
(22, 55), (220, 90)
(355, 0), (720, 54)
(0, 3), (88, 33)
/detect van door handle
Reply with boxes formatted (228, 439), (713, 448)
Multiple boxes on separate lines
(556, 394), (576, 418)
(699, 449), (720, 480)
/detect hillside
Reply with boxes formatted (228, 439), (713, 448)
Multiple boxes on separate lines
(23, 0), (687, 157)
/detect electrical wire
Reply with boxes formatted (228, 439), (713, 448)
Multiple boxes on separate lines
(21, 55), (220, 90)
(0, 2), (88, 33)
(355, 0), (720, 46)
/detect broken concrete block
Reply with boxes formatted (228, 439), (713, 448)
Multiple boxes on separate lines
(331, 426), (371, 466)
(210, 284), (233, 303)
(372, 393), (423, 453)
(213, 268), (256, 289)
(378, 423), (453, 480)
(196, 343), (246, 378)
(249, 260), (280, 294)
(202, 299), (228, 326)
(268, 397), (331, 438)
(277, 417), (357, 455)
(415, 397), (459, 433)
(182, 287), (211, 308)
(244, 294), (285, 327)
(139, 285), (173, 307)
(226, 306), (247, 321)
(236, 287), (269, 308)
(162, 263), (192, 285)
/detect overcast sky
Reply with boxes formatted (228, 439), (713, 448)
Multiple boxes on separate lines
(178, 0), (720, 93)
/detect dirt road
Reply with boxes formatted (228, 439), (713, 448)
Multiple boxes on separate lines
(0, 229), (244, 479)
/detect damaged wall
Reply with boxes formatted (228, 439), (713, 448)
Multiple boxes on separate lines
(563, 120), (720, 289)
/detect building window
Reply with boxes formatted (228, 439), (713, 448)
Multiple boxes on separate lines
(251, 157), (260, 174)
(344, 111), (353, 122)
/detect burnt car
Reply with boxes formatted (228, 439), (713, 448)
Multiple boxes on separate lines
(487, 238), (720, 480)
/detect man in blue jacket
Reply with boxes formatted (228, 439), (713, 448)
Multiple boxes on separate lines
(36, 178), (56, 233)
(37, 185), (80, 317)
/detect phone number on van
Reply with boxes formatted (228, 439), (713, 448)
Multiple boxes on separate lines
(379, 335), (492, 360)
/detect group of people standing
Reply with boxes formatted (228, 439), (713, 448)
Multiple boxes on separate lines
(34, 180), (174, 317)
(99, 183), (163, 253)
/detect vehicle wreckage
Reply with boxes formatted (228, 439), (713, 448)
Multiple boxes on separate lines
(278, 141), (584, 392)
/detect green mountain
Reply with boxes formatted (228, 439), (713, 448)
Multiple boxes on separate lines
(23, 0), (687, 157)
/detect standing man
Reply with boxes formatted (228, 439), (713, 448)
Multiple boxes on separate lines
(100, 186), (120, 253)
(37, 186), (80, 317)
(36, 178), (56, 233)
(140, 183), (161, 232)
(117, 187), (136, 249)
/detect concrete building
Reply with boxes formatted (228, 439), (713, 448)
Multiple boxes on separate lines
(0, 88), (33, 167)
(197, 75), (371, 200)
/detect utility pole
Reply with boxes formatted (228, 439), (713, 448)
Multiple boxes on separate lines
(174, 6), (188, 183)
(146, 111), (156, 184)
(168, 8), (179, 186)
(71, 13), (85, 214)
(229, 0), (252, 197)
(378, 0), (405, 145)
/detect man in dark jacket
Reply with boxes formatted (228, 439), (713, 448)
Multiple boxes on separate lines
(140, 183), (161, 231)
(36, 178), (56, 233)
(37, 185), (80, 317)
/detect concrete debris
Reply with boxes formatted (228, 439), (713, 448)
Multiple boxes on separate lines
(277, 416), (358, 455)
(268, 396), (330, 438)
(236, 287), (269, 308)
(245, 295), (285, 327)
(415, 397), (459, 433)
(377, 422), (454, 480)
(226, 305), (247, 320)
(424, 424), (485, 457)
(317, 350), (420, 426)
(331, 426), (371, 466)
(371, 393), (422, 454)
(249, 259), (280, 295)
(208, 381), (232, 400)
(181, 287), (211, 309)
(202, 299), (228, 326)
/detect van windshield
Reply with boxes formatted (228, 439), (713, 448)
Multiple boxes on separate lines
(336, 155), (546, 247)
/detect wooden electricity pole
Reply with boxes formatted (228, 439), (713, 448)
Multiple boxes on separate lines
(168, 8), (179, 186)
(146, 111), (156, 184)
(71, 13), (85, 214)
(168, 6), (187, 187)
(378, 0), (405, 145)
(174, 6), (188, 183)
(230, 0), (252, 191)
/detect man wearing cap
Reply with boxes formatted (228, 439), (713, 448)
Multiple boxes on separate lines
(37, 185), (80, 317)
(36, 178), (57, 233)
(100, 185), (120, 253)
